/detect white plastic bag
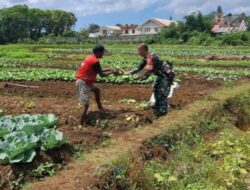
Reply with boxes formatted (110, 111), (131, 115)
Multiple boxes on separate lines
(149, 82), (179, 106)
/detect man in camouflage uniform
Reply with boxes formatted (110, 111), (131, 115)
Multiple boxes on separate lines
(129, 43), (174, 116)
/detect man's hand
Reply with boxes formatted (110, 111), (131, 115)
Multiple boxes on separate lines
(102, 67), (113, 72)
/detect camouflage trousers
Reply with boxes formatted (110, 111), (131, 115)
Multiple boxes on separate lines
(153, 77), (171, 116)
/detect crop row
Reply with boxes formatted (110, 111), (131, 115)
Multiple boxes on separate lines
(0, 67), (249, 83)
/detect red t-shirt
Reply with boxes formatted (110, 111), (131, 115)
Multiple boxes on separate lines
(75, 54), (99, 86)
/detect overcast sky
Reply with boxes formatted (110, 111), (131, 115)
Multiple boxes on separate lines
(0, 0), (249, 30)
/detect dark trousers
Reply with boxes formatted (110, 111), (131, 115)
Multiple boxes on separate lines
(153, 77), (171, 116)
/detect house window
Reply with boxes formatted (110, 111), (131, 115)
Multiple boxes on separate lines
(125, 30), (128, 34)
(155, 28), (159, 32)
(132, 30), (135, 34)
(144, 28), (150, 32)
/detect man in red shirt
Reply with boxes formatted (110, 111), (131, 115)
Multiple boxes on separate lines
(75, 45), (114, 126)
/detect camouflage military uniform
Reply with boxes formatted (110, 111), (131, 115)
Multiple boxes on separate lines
(131, 53), (172, 116)
(153, 76), (171, 115)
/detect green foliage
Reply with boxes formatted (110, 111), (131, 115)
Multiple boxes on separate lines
(93, 157), (131, 189)
(187, 32), (212, 45)
(206, 130), (250, 187)
(127, 92), (250, 189)
(176, 66), (250, 81)
(97, 120), (110, 130)
(37, 35), (83, 44)
(0, 131), (38, 164)
(62, 30), (77, 37)
(40, 129), (67, 151)
(0, 5), (77, 44)
(0, 45), (48, 62)
(185, 12), (213, 33)
(20, 101), (36, 109)
(32, 162), (55, 178)
(0, 114), (67, 164)
(87, 23), (100, 33)
(10, 173), (24, 190)
(158, 23), (179, 39)
(139, 125), (250, 190)
(158, 12), (213, 43)
(14, 113), (57, 136)
(0, 44), (249, 84)
(0, 5), (30, 43)
(119, 99), (137, 104)
(156, 11), (250, 46)
(0, 116), (15, 138)
(136, 101), (150, 109)
(220, 32), (250, 46)
(72, 144), (85, 159)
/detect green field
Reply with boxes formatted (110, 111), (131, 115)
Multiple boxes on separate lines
(0, 44), (249, 190)
(0, 44), (250, 82)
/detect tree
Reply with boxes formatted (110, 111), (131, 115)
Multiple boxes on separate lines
(157, 11), (214, 43)
(29, 8), (45, 40)
(158, 23), (179, 39)
(0, 5), (77, 43)
(87, 24), (100, 33)
(247, 16), (250, 31)
(0, 5), (30, 43)
(78, 28), (89, 38)
(184, 11), (213, 33)
(50, 10), (77, 36)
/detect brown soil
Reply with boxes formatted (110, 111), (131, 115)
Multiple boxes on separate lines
(0, 75), (224, 189)
(203, 55), (250, 61)
(0, 75), (222, 105)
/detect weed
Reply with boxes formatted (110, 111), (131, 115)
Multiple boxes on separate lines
(72, 144), (85, 159)
(119, 99), (137, 104)
(32, 162), (55, 178)
(10, 173), (24, 190)
(0, 109), (3, 116)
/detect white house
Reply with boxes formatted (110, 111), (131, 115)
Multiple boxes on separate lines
(89, 33), (100, 38)
(99, 26), (121, 36)
(89, 26), (122, 38)
(139, 18), (177, 35)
